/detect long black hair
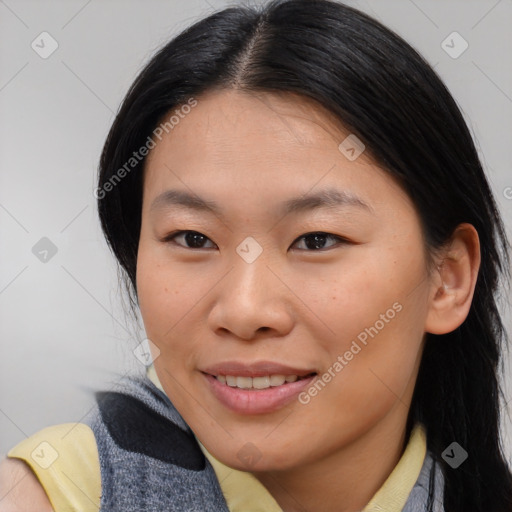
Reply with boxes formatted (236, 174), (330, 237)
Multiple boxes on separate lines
(96, 1), (512, 510)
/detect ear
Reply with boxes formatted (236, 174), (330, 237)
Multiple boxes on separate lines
(424, 223), (481, 335)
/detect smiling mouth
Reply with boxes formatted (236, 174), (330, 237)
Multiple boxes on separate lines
(206, 372), (317, 390)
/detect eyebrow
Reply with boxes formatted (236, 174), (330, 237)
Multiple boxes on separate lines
(149, 187), (374, 219)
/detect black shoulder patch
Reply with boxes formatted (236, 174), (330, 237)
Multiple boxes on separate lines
(95, 391), (205, 471)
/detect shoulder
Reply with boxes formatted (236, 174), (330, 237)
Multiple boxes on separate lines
(0, 456), (53, 512)
(1, 423), (101, 512)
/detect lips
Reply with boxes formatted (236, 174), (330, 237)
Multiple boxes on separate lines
(201, 361), (318, 414)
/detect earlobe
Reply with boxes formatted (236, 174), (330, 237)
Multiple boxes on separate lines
(424, 223), (481, 335)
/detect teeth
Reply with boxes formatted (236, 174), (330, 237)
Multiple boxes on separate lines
(253, 376), (270, 389)
(217, 374), (302, 389)
(269, 375), (286, 386)
(236, 376), (252, 389)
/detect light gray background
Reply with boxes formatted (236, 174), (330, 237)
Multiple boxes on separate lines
(1, 0), (511, 464)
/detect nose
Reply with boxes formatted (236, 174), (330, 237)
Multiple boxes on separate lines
(207, 248), (295, 341)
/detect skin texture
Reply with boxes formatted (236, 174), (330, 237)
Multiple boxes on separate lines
(0, 457), (54, 512)
(136, 89), (480, 512)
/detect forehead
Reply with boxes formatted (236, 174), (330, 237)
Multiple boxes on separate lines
(141, 89), (410, 216)
(144, 88), (354, 171)
(172, 88), (350, 141)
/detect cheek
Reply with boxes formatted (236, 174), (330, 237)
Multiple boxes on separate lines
(321, 291), (427, 424)
(136, 247), (183, 342)
(301, 245), (428, 402)
(136, 255), (164, 326)
(135, 245), (210, 373)
(136, 238), (187, 315)
(299, 245), (426, 347)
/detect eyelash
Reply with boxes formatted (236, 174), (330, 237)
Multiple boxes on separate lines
(160, 230), (350, 252)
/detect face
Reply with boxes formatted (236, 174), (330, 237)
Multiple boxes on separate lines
(136, 89), (434, 472)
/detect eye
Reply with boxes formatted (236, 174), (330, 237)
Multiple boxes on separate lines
(291, 232), (348, 251)
(162, 230), (216, 249)
(161, 230), (348, 251)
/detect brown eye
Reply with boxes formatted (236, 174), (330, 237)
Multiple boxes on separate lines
(163, 230), (216, 249)
(291, 232), (347, 251)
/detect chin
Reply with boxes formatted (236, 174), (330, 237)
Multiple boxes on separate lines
(220, 448), (302, 473)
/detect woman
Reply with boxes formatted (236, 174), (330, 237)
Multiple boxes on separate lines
(2, 0), (511, 510)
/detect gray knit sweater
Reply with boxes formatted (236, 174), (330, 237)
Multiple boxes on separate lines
(83, 373), (445, 511)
